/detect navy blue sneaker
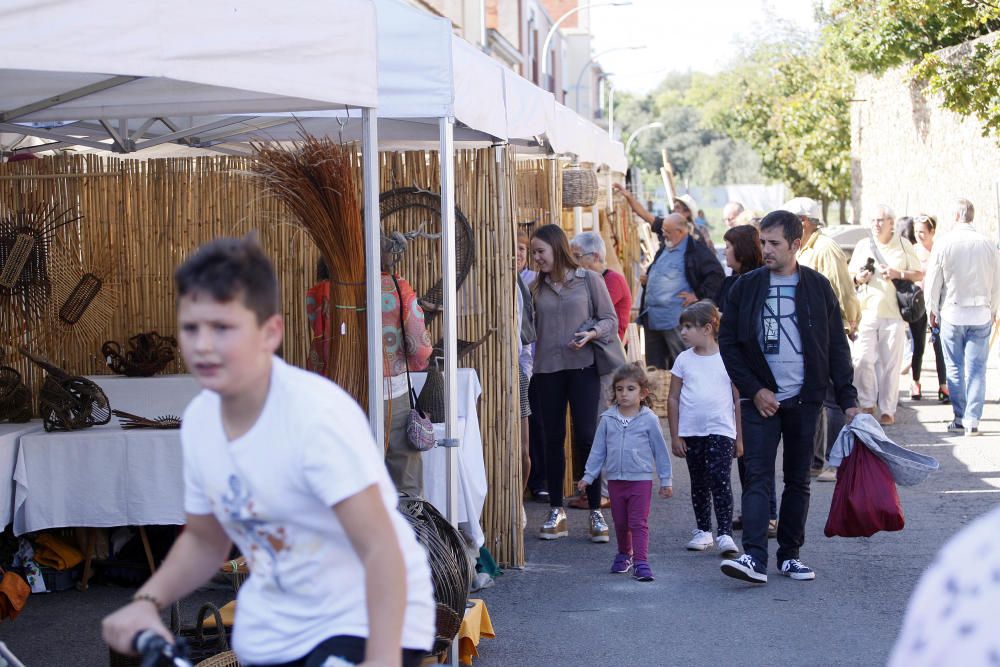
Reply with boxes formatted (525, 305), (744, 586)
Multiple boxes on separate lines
(779, 559), (816, 581)
(721, 554), (767, 584)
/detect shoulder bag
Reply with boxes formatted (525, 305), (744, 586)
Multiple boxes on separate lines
(868, 235), (926, 324)
(390, 275), (436, 451)
(578, 269), (627, 375)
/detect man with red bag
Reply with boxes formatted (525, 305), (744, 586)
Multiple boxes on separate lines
(718, 210), (860, 584)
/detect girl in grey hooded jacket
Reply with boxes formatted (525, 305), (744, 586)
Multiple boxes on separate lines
(579, 364), (673, 581)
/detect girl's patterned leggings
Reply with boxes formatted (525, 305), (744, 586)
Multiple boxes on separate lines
(684, 434), (735, 536)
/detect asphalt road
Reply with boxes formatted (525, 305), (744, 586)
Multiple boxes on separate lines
(1, 356), (997, 667)
(474, 365), (1000, 667)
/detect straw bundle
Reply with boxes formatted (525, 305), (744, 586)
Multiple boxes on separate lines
(252, 136), (368, 411)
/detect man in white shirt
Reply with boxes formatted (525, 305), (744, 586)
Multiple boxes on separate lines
(924, 199), (1000, 436)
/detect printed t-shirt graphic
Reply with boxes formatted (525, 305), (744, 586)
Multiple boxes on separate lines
(759, 273), (803, 400)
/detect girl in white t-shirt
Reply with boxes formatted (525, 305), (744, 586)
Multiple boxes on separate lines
(667, 300), (743, 557)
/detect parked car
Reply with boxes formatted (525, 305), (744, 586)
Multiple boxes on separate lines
(824, 224), (869, 257)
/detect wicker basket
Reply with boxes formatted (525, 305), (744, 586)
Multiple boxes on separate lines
(397, 497), (472, 658)
(196, 652), (241, 667)
(561, 166), (598, 208)
(416, 360), (444, 423)
(21, 347), (111, 431)
(102, 331), (177, 377)
(646, 366), (670, 419)
(0, 366), (31, 423)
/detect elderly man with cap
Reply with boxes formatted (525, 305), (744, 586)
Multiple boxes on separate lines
(782, 197), (861, 481)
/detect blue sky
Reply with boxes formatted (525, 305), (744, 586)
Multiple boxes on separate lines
(588, 0), (821, 93)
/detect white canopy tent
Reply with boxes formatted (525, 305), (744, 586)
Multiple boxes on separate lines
(0, 0), (388, 426)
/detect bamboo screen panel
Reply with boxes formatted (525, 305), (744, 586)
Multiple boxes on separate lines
(0, 149), (526, 567)
(376, 148), (522, 567)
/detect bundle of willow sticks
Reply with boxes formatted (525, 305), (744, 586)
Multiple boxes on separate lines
(252, 136), (369, 410)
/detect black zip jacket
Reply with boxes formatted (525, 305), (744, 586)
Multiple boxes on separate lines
(719, 265), (858, 412)
(639, 233), (725, 324)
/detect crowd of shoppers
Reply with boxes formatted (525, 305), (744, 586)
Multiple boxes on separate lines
(516, 190), (997, 589)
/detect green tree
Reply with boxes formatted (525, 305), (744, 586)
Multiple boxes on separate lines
(616, 75), (764, 189)
(826, 0), (1000, 137)
(691, 34), (854, 222)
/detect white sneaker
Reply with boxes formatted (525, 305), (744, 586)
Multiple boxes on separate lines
(686, 529), (714, 551)
(716, 534), (739, 558)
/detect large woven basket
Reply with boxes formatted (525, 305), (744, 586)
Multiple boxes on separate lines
(397, 497), (472, 658)
(102, 331), (177, 377)
(561, 166), (598, 208)
(21, 347), (111, 431)
(0, 366), (31, 423)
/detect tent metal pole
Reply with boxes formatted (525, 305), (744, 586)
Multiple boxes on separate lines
(439, 115), (459, 528)
(362, 107), (384, 444)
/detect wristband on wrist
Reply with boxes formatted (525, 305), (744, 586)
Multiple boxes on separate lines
(132, 592), (164, 611)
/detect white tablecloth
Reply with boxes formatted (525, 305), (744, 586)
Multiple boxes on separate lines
(411, 369), (486, 549)
(13, 428), (185, 535)
(86, 374), (202, 429)
(0, 420), (43, 528)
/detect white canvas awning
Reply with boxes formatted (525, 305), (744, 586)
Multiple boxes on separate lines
(0, 0), (377, 132)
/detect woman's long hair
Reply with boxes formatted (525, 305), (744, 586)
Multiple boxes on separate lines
(530, 224), (579, 291)
(723, 224), (763, 274)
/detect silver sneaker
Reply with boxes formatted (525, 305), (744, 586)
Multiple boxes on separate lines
(539, 508), (568, 540)
(589, 510), (610, 543)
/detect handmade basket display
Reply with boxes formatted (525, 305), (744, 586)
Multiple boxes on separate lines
(416, 360), (444, 423)
(102, 331), (178, 377)
(379, 187), (476, 323)
(0, 366), (31, 423)
(397, 497), (473, 658)
(561, 165), (599, 208)
(21, 347), (111, 432)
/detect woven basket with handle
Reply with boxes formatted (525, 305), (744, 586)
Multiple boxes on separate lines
(561, 165), (598, 208)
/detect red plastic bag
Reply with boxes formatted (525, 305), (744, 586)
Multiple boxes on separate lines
(824, 436), (905, 538)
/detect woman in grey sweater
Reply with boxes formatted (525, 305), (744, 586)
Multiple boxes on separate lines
(529, 224), (618, 543)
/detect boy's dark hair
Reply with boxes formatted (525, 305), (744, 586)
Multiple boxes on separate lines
(174, 235), (279, 323)
(609, 362), (655, 408)
(759, 210), (803, 244)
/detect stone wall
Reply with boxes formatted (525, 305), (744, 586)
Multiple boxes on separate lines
(851, 35), (1000, 242)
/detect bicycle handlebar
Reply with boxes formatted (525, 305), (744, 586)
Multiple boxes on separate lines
(132, 631), (193, 667)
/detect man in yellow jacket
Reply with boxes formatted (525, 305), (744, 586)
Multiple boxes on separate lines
(782, 197), (860, 481)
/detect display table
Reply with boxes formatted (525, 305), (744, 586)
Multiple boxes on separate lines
(12, 428), (185, 536)
(0, 420), (44, 528)
(86, 374), (202, 428)
(410, 369), (486, 549)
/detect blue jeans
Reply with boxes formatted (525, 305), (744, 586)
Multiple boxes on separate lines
(940, 320), (992, 427)
(740, 397), (820, 568)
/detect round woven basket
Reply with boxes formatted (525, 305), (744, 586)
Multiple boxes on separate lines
(561, 166), (598, 208)
(397, 496), (472, 658)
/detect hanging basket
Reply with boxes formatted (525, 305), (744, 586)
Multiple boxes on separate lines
(416, 359), (444, 423)
(561, 166), (598, 208)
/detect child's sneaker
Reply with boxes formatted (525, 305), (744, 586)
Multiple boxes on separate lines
(716, 534), (739, 558)
(686, 529), (714, 551)
(610, 553), (633, 574)
(632, 561), (654, 582)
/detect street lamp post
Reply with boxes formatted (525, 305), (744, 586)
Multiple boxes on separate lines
(624, 121), (665, 155)
(539, 1), (632, 88)
(573, 46), (644, 114)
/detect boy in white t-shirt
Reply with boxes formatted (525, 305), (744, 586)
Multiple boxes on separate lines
(102, 237), (434, 667)
(667, 300), (743, 557)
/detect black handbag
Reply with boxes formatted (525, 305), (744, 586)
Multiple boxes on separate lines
(868, 236), (926, 324)
(578, 269), (626, 375)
